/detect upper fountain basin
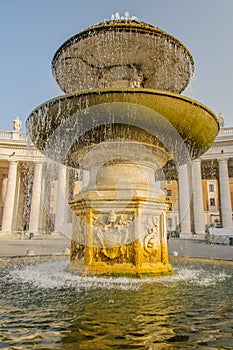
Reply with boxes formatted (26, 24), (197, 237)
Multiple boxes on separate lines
(52, 20), (194, 94)
(26, 88), (219, 167)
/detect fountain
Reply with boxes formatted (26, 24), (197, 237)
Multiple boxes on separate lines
(2, 16), (233, 350)
(26, 19), (219, 276)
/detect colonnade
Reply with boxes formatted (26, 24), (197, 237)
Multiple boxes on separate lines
(0, 156), (232, 237)
(178, 158), (233, 237)
(0, 160), (73, 236)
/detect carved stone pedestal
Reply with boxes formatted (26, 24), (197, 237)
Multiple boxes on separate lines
(69, 191), (172, 276)
(68, 141), (173, 276)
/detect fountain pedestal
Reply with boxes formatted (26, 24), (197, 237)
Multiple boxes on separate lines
(69, 196), (172, 276)
(68, 141), (173, 276)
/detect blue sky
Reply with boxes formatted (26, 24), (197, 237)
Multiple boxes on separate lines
(1, 0), (233, 131)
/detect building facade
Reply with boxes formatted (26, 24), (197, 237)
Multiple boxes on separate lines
(161, 114), (233, 237)
(0, 115), (232, 238)
(0, 119), (79, 237)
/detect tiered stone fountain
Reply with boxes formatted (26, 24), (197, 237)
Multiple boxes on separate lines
(27, 18), (219, 276)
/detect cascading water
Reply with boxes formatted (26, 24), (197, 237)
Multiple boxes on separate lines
(26, 18), (218, 276)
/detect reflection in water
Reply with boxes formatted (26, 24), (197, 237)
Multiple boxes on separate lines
(0, 257), (232, 349)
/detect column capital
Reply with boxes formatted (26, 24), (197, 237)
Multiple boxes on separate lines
(8, 159), (18, 165)
(0, 173), (8, 180)
(192, 158), (201, 163)
(218, 157), (229, 163)
(33, 161), (43, 166)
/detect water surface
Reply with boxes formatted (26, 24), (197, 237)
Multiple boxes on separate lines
(0, 257), (232, 349)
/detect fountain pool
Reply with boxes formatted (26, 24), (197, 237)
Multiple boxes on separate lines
(0, 257), (232, 349)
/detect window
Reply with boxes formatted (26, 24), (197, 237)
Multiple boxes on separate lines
(167, 189), (172, 196)
(209, 184), (214, 192)
(166, 180), (172, 185)
(168, 218), (172, 228)
(210, 198), (215, 207)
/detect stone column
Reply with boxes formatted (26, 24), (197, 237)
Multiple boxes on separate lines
(0, 174), (3, 203)
(55, 164), (67, 232)
(0, 174), (4, 226)
(218, 159), (233, 228)
(191, 159), (205, 234)
(82, 170), (89, 189)
(178, 163), (192, 237)
(29, 162), (43, 234)
(1, 161), (18, 234)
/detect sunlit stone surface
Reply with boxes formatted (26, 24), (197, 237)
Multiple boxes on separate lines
(26, 19), (219, 276)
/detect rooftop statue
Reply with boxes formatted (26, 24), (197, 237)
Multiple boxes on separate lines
(13, 116), (22, 132)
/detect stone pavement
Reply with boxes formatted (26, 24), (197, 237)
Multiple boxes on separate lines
(0, 237), (70, 257)
(0, 236), (232, 261)
(168, 238), (233, 261)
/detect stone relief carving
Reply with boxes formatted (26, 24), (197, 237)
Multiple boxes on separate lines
(141, 215), (161, 257)
(70, 214), (86, 262)
(73, 215), (86, 243)
(143, 224), (160, 253)
(92, 210), (134, 250)
(98, 64), (144, 88)
(72, 209), (163, 265)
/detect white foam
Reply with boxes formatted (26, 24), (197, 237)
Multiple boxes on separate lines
(5, 260), (231, 291)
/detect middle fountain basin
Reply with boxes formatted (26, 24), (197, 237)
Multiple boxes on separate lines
(27, 88), (219, 165)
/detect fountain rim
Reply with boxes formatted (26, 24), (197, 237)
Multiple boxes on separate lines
(27, 87), (217, 124)
(26, 87), (219, 164)
(51, 19), (194, 76)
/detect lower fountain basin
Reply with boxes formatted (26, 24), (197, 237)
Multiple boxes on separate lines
(1, 256), (232, 349)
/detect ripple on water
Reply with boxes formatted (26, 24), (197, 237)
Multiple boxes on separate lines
(0, 257), (232, 349)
